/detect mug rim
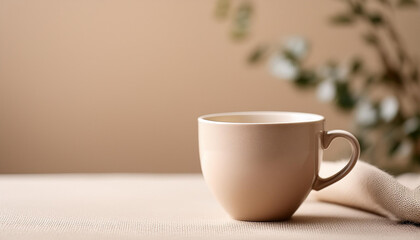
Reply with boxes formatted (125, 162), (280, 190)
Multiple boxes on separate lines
(198, 111), (325, 125)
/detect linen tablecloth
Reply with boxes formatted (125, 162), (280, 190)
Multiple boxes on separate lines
(0, 174), (419, 239)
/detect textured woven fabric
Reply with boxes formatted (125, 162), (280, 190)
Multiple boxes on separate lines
(310, 160), (420, 223)
(0, 174), (419, 239)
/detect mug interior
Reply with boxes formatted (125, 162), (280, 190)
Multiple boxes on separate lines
(199, 111), (324, 124)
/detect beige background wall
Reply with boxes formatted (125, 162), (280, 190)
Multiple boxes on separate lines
(1, 0), (419, 173)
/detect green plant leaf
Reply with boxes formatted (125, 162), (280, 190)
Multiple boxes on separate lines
(351, 2), (365, 15)
(214, 0), (231, 19)
(247, 45), (268, 64)
(413, 153), (420, 164)
(336, 82), (356, 109)
(388, 140), (401, 156)
(330, 12), (355, 25)
(407, 120), (420, 139)
(362, 32), (379, 45)
(231, 1), (253, 40)
(367, 13), (384, 25)
(356, 134), (370, 152)
(351, 58), (363, 74)
(294, 70), (317, 87)
(397, 0), (418, 7)
(282, 49), (299, 63)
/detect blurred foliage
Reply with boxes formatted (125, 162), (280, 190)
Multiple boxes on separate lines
(215, 0), (420, 171)
(215, 0), (253, 40)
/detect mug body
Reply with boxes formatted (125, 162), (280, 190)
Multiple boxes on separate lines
(198, 111), (324, 221)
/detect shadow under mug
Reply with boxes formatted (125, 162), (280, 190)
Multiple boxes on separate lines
(198, 111), (360, 221)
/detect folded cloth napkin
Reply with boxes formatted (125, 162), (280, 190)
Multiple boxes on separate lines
(309, 160), (420, 223)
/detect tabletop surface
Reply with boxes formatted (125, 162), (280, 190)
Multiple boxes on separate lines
(0, 174), (419, 240)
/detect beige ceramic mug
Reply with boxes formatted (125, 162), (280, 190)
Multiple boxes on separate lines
(198, 111), (360, 221)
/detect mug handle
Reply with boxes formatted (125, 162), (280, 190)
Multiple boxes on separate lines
(312, 130), (360, 191)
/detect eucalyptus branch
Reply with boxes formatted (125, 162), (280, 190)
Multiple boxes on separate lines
(382, 15), (420, 104)
(216, 0), (420, 169)
(354, 0), (420, 112)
